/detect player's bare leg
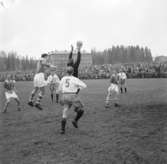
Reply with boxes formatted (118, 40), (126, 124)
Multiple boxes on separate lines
(105, 92), (110, 108)
(3, 100), (10, 113)
(35, 87), (45, 110)
(61, 105), (68, 134)
(3, 94), (12, 113)
(28, 87), (38, 107)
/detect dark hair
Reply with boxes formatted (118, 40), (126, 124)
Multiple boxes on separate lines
(41, 53), (48, 58)
(67, 66), (74, 75)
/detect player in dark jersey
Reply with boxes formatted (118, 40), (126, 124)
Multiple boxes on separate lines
(2, 74), (21, 113)
(67, 41), (83, 78)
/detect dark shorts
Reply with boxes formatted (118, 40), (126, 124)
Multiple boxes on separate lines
(120, 79), (126, 85)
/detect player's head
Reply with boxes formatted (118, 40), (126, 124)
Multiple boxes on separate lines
(41, 53), (48, 59)
(66, 66), (74, 75)
(110, 76), (117, 84)
(76, 41), (83, 49)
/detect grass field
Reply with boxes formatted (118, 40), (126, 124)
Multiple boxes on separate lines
(1, 79), (167, 164)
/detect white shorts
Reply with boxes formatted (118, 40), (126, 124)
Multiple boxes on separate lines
(5, 91), (18, 100)
(60, 94), (84, 108)
(33, 73), (47, 88)
(108, 84), (119, 100)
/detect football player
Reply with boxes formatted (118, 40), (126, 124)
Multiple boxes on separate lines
(105, 72), (120, 108)
(118, 68), (127, 93)
(47, 69), (60, 103)
(67, 41), (83, 77)
(2, 74), (21, 113)
(58, 66), (87, 134)
(28, 53), (56, 110)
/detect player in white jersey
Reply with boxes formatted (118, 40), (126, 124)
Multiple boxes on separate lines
(58, 66), (87, 134)
(105, 72), (120, 108)
(2, 74), (21, 113)
(47, 70), (60, 103)
(118, 69), (127, 93)
(28, 53), (56, 110)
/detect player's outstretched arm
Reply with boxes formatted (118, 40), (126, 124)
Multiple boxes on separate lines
(41, 59), (56, 69)
(49, 64), (57, 69)
(75, 41), (83, 67)
(68, 45), (74, 59)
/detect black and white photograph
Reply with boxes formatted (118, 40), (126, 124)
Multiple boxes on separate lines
(0, 0), (167, 163)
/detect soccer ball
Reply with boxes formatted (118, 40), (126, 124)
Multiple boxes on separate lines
(76, 41), (83, 48)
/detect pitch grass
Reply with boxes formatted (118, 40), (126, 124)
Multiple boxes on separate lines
(0, 79), (167, 164)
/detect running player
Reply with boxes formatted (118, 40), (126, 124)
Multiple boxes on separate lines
(105, 72), (120, 108)
(118, 68), (127, 93)
(2, 74), (21, 113)
(28, 53), (56, 110)
(58, 66), (87, 134)
(47, 69), (60, 103)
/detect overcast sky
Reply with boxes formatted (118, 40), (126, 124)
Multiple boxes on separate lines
(0, 0), (167, 58)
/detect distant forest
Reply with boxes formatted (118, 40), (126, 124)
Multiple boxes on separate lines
(0, 45), (153, 72)
(92, 46), (152, 65)
(0, 51), (37, 72)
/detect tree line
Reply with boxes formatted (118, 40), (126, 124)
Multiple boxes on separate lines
(91, 46), (153, 65)
(0, 45), (153, 72)
(0, 51), (37, 72)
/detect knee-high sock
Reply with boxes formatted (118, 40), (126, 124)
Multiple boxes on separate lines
(61, 118), (66, 132)
(74, 109), (84, 122)
(105, 93), (110, 104)
(56, 94), (59, 103)
(29, 91), (36, 102)
(51, 93), (54, 102)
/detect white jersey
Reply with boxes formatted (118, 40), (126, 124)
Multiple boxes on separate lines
(118, 72), (127, 80)
(47, 74), (60, 84)
(58, 75), (87, 94)
(108, 83), (119, 94)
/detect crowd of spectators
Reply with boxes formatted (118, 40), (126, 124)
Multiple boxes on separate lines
(1, 63), (167, 82)
(79, 63), (167, 79)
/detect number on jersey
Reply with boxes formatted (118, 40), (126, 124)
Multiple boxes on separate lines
(65, 79), (70, 87)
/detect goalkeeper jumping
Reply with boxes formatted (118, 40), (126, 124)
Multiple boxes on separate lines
(67, 41), (82, 78)
(67, 41), (83, 94)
